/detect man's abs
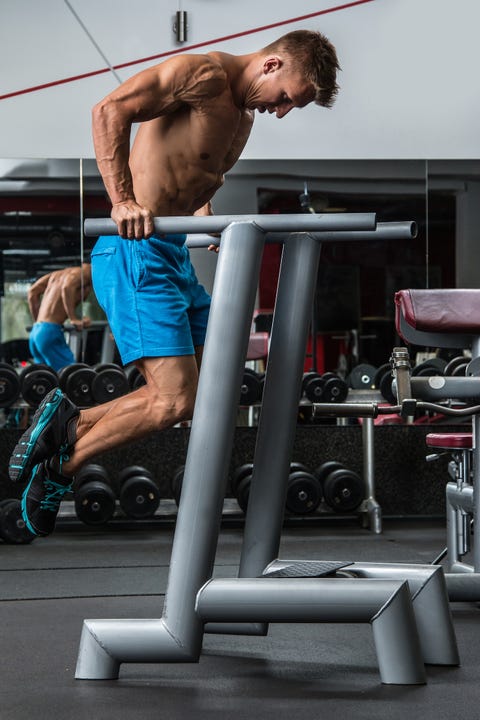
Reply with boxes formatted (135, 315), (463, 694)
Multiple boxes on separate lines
(129, 104), (243, 216)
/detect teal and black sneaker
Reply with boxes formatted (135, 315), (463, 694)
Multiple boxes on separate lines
(21, 460), (73, 537)
(9, 387), (79, 484)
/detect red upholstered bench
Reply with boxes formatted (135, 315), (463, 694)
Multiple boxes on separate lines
(425, 433), (473, 451)
(395, 288), (480, 349)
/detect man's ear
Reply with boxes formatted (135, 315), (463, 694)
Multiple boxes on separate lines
(263, 56), (282, 74)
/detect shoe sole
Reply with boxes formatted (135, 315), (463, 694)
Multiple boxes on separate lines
(9, 388), (65, 484)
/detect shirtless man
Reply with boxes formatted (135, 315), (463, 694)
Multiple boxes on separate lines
(27, 264), (92, 372)
(10, 29), (340, 536)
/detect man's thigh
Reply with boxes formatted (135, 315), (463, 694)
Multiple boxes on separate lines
(136, 354), (200, 396)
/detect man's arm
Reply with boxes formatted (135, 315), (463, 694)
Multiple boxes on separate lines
(92, 54), (227, 239)
(27, 274), (50, 321)
(61, 269), (90, 329)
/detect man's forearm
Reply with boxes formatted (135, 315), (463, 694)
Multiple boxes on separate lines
(92, 102), (135, 206)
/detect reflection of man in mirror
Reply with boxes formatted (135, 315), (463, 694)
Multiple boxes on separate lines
(9, 29), (340, 536)
(27, 263), (92, 372)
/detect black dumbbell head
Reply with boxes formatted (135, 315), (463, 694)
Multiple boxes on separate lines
(0, 498), (35, 544)
(118, 465), (158, 519)
(0, 363), (21, 408)
(322, 468), (364, 513)
(286, 471), (322, 515)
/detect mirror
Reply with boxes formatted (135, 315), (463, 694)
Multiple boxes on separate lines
(1, 158), (479, 425)
(0, 158), (109, 370)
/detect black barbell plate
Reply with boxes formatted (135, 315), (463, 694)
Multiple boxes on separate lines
(0, 498), (35, 544)
(322, 468), (364, 513)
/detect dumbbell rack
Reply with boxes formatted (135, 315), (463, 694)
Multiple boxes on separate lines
(75, 213), (458, 686)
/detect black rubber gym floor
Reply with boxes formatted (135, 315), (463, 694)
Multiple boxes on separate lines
(1, 515), (479, 720)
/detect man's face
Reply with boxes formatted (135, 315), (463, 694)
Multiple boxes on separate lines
(254, 60), (316, 118)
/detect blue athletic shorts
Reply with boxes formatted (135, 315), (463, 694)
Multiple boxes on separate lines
(29, 321), (75, 372)
(90, 233), (211, 365)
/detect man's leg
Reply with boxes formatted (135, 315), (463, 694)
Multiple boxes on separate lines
(61, 354), (199, 475)
(20, 353), (200, 536)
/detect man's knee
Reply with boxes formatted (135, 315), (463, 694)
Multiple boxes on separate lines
(148, 388), (196, 428)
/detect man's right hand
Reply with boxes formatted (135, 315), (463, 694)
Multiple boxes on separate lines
(111, 201), (154, 240)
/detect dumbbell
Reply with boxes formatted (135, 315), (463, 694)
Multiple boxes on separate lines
(231, 463), (253, 513)
(171, 465), (185, 506)
(0, 498), (35, 544)
(347, 363), (378, 390)
(412, 358), (447, 376)
(444, 356), (468, 377)
(373, 363), (396, 404)
(0, 362), (21, 407)
(91, 363), (130, 404)
(125, 364), (146, 391)
(239, 368), (264, 405)
(59, 362), (96, 407)
(286, 463), (322, 515)
(314, 461), (364, 513)
(19, 363), (58, 407)
(302, 372), (348, 403)
(118, 465), (160, 519)
(74, 464), (116, 526)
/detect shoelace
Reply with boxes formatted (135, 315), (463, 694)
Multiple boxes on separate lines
(40, 477), (73, 512)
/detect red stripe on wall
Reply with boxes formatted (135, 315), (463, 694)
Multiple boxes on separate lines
(0, 0), (374, 101)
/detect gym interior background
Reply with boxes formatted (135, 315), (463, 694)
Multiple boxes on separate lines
(1, 1), (480, 718)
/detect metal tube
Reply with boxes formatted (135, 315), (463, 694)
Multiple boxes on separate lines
(361, 417), (382, 534)
(346, 563), (459, 666)
(239, 233), (322, 579)
(75, 220), (265, 678)
(84, 213), (377, 237)
(197, 577), (407, 623)
(444, 572), (480, 601)
(196, 577), (426, 685)
(162, 222), (265, 645)
(186, 220), (416, 247)
(410, 376), (480, 401)
(265, 221), (417, 244)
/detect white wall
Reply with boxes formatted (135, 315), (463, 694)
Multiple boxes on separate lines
(0, 0), (479, 159)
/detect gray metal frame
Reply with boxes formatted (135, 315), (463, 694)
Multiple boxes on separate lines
(76, 214), (456, 685)
(395, 310), (480, 597)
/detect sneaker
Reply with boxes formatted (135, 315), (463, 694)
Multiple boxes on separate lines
(9, 387), (79, 484)
(21, 460), (73, 537)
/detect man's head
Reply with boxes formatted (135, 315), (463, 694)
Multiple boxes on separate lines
(261, 29), (340, 109)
